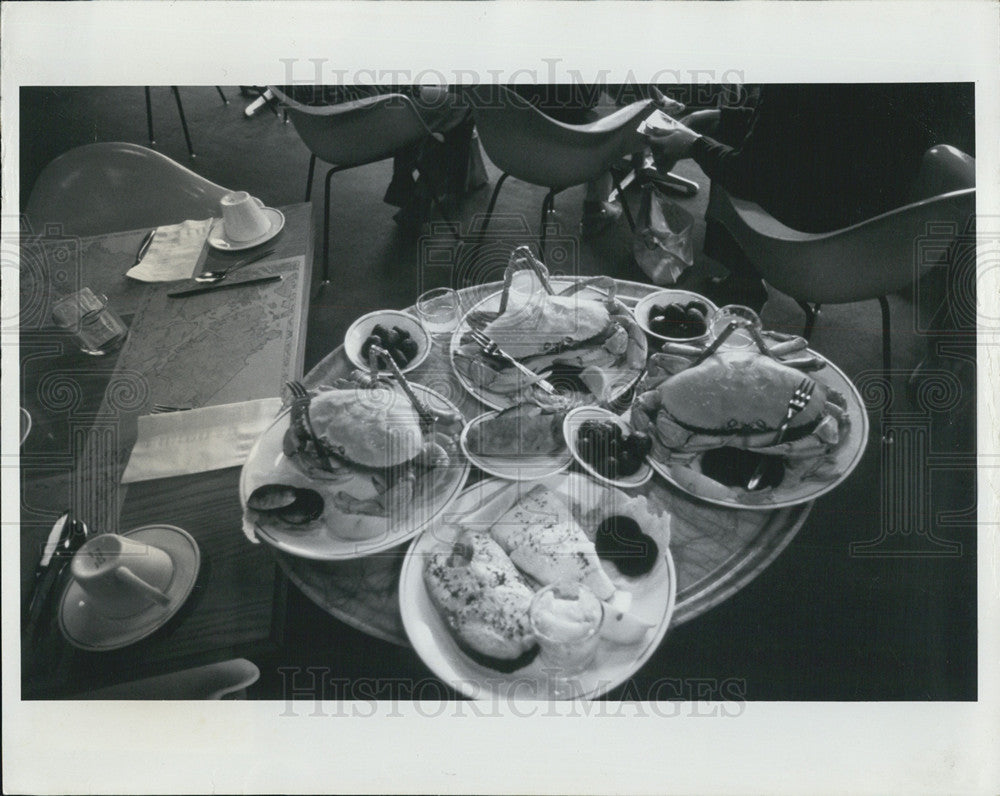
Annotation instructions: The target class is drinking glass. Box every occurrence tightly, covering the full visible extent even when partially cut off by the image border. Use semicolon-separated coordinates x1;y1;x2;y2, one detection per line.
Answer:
709;304;762;349
51;288;128;356
415;287;460;338
529;580;604;699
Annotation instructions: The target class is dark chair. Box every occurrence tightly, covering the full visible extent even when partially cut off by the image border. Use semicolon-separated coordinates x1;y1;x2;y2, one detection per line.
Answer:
468;85;657;260
269;85;459;287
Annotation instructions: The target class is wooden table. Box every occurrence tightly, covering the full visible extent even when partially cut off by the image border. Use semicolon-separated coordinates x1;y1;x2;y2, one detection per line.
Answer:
19;203;313;698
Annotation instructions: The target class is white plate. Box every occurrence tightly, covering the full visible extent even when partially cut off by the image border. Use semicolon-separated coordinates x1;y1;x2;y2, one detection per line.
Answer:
644;350;870;510
632;289;718;345
207;207;285;251
59;525;200;652
399;473;677;701
239;383;470;561
449;278;647;411
344;310;431;375
459;410;573;481
563;406;653;489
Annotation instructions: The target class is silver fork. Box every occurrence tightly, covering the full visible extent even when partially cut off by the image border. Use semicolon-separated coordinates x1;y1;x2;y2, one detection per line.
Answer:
746;378;816;490
468;329;557;395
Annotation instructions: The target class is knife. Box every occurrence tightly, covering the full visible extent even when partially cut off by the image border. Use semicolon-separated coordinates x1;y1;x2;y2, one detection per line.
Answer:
167;274;282;298
134;228;157;265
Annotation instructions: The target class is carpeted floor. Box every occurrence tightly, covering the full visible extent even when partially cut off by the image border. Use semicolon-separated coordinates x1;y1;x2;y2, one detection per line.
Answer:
19;86;977;700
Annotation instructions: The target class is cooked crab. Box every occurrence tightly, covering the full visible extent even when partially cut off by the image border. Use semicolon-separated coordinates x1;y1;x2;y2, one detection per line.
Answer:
282;373;460;523
632;345;849;465
453;246;646;402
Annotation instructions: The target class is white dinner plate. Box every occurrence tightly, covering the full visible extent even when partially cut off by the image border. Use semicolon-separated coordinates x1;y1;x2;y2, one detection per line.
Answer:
240;383;470;561
643;349;870;510
207;207;285;251
449;278;647;411
459;410;573;481
399;472;677;701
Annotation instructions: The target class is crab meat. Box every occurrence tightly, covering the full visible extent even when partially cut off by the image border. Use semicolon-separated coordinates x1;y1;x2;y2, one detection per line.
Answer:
632;346;849;461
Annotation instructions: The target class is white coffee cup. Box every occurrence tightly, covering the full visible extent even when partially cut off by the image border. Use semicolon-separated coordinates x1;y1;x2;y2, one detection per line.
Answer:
70;534;174;618
220;191;270;242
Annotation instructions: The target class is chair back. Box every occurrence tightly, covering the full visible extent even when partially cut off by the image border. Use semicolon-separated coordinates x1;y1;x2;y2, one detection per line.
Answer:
709;184;975;304
469;86;654;190
269;87;432;168
25;142;231;236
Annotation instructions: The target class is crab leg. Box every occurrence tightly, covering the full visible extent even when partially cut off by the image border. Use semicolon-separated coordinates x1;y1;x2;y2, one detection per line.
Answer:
370;345;462;433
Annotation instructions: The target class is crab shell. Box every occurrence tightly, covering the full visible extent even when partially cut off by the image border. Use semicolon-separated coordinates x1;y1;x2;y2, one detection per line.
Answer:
305;387;424;468
632;348;846;457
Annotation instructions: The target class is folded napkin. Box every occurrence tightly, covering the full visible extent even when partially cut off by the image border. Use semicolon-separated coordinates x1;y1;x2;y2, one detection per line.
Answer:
125;218;213;282
121;397;282;483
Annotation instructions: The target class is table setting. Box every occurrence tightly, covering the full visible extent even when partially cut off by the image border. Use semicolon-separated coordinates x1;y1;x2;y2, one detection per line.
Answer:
21;192;872;699
18;189;314;697
227;244;870;699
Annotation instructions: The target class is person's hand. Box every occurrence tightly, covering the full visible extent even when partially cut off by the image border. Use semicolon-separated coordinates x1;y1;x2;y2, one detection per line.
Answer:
649;85;686;117
645;120;702;164
677;108;721;137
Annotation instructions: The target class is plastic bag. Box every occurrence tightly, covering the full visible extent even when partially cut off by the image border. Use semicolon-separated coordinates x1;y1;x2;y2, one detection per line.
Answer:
633;182;695;285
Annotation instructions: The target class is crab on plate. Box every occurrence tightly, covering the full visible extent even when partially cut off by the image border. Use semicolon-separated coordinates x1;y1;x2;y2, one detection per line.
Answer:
452;246;647;406
631;340;851;496
272;371;463;540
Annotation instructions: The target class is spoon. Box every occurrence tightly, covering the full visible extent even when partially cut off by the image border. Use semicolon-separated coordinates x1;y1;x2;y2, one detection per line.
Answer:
194;248;275;283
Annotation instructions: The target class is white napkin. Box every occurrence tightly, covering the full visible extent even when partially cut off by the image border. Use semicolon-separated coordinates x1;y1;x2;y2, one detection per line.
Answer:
126;218;213;282
122;397;282;483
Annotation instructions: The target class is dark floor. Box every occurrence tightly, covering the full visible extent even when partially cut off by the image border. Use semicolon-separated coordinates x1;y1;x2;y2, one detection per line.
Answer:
19;86;978;700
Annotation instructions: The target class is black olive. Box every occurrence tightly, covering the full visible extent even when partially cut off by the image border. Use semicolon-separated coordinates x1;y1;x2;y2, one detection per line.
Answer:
371;324;390;344
393;326;411;341
625;431;653;459
390;347;409;368
616;450;640;477
685;300;710;317
399;338;419;360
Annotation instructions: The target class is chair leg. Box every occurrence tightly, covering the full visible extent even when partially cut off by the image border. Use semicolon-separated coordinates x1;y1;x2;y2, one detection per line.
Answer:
798;301;821;339
610;173;636;231
539;189;557;262
145;87;155;145
878;295;894;443
416;167;458;234
171;86;195;158
305;154;317;202
477;173;509;236
321;165;348;287
215;86;229;105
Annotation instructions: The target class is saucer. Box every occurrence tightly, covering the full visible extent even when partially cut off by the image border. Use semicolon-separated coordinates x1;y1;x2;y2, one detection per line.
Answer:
207;207;285;252
59;524;201;652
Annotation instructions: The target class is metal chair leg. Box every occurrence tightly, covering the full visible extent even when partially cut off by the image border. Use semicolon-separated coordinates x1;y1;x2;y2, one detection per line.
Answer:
171;86;195;158
878;295;894;443
305;154;316;202
798;301;821;339
321;165;347;287
145;87;155;145
477;172;509;236
215;86;229;105
611;172;636;231
539;189;556;262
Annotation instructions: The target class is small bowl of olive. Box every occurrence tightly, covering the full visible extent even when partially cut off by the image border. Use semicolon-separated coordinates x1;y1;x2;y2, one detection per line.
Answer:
563;406;654;489
633;289;719;345
344;310;431;374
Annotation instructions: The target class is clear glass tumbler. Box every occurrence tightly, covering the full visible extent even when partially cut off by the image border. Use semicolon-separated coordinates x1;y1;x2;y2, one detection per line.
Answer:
51;287;128;356
529;580;604;699
415;287;460;338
